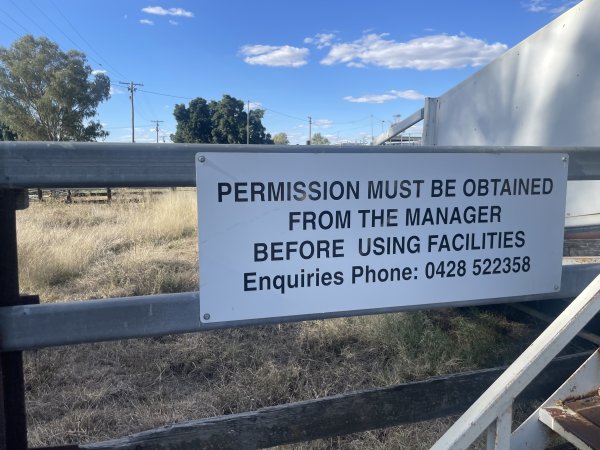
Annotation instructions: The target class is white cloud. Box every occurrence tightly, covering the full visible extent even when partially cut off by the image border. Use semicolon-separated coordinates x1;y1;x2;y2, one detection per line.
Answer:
523;0;547;12
549;0;581;13
304;33;336;49
321;33;507;70
314;119;333;129
91;69;107;75
142;6;194;17
344;89;425;104
240;45;309;68
109;85;125;95
139;19;154;25
169;20;179;26
522;0;580;13
245;101;263;111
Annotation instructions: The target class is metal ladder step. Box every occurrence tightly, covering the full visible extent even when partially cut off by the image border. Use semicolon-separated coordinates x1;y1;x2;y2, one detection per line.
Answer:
512;350;600;449
540;394;600;450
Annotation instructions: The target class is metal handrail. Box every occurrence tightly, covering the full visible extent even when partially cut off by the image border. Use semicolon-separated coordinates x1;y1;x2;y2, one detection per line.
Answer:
430;273;600;449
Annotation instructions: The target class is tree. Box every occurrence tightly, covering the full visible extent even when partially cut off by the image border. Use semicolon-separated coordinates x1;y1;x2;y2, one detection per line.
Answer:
311;132;330;145
0;35;110;141
171;94;273;144
171;97;212;143
273;132;289;145
0;120;16;141
247;108;273;144
210;95;246;144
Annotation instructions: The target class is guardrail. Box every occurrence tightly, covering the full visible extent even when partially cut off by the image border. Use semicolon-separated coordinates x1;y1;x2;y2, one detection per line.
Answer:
2;142;600;449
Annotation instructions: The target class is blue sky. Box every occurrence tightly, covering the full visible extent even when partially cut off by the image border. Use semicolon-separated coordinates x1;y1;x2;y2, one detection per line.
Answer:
0;0;580;144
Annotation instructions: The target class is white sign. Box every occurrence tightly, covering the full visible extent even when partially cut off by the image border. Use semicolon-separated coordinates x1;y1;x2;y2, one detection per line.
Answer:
196;152;568;323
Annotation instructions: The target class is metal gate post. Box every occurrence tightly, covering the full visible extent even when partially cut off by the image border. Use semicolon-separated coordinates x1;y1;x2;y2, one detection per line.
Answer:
0;189;27;450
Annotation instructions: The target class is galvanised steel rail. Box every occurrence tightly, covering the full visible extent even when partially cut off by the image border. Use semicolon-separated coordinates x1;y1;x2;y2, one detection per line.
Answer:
0;264;598;351
3;142;600;188
0;142;599;351
2;142;600;449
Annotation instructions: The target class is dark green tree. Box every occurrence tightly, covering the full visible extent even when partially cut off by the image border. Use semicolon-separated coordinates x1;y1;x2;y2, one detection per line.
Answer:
171;97;212;143
247;108;273;144
0;35;110;141
210;95;246;144
0;120;16;141
171;94;273;144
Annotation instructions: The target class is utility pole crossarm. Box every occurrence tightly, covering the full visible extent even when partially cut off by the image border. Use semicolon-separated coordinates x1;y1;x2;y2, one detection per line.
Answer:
151;120;164;144
119;81;144;143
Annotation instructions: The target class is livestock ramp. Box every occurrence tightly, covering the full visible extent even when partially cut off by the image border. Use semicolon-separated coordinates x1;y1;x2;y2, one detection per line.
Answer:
379;0;600;230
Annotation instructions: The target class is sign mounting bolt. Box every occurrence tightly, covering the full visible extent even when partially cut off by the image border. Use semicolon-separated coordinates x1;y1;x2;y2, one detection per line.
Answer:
203;313;211;320
554;285;560;291
198;155;206;163
562;156;567;162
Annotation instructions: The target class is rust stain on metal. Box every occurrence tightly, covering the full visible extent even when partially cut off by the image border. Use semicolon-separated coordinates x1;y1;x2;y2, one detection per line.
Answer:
544;397;600;449
566;395;600;427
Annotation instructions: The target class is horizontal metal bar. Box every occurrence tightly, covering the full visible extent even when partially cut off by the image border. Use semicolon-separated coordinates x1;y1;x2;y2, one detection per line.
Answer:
373;108;424;145
2;263;599;351
2;142;600;188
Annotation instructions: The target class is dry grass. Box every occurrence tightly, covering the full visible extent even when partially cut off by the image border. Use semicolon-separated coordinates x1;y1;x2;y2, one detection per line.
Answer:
18;191;552;448
18;190;198;300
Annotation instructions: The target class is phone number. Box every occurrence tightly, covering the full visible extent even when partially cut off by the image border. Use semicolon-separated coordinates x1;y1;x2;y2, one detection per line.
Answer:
424;256;531;279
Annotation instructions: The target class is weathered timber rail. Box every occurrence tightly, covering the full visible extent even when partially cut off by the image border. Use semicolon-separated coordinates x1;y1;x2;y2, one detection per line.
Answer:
31;351;590;450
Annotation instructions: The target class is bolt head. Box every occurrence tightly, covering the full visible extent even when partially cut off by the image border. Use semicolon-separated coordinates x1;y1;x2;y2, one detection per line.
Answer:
203;313;211;320
198;155;206;163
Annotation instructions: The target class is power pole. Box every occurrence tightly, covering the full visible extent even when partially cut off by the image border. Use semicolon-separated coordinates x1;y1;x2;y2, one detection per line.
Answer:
151;120;164;143
308;116;312;145
247;100;250;145
119;81;143;143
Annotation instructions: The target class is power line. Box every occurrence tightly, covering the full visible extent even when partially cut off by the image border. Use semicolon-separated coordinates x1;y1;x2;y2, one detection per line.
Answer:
123;86;370;136
29;1;116;78
30;1;86;52
138;88;310;123
137;89;193;100
135;88;310;124
48;0;129;80
137;90;159;122
263;107;308;123
0;7;29;35
333;115;371;125
7;0;48;36
0;17;22;37
15;1;127;82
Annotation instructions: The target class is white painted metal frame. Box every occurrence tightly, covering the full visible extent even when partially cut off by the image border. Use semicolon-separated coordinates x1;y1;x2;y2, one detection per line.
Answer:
372;108;424;145
430;274;600;449
512;349;600;449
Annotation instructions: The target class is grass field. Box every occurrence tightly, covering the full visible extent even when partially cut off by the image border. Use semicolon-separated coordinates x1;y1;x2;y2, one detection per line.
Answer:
17;191;555;448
